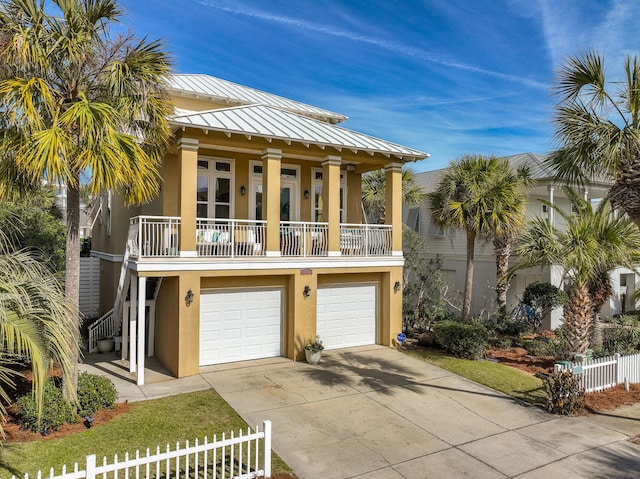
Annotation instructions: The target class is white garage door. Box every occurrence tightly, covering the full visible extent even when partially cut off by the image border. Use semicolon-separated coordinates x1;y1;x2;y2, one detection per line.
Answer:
317;284;377;350
200;288;282;365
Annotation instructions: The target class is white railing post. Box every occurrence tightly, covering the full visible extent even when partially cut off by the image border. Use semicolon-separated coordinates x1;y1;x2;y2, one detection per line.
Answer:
615;352;621;384
86;454;96;479
263;420;272;478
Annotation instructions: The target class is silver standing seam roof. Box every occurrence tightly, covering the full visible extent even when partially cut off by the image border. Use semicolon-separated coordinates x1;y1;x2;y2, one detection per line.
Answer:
170;104;428;161
168;74;348;124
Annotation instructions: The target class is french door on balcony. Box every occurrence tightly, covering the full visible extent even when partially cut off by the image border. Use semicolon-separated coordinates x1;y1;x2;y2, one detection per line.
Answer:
197;157;234;219
249;162;299;221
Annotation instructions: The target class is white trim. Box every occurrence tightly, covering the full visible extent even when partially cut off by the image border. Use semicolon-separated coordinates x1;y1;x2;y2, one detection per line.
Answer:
180;250;198;258
265;251;282;257
130;256;404;273
248;161;301;221
91;250;124;262
392;251;403;256
197;156;235;220
327;251;342;257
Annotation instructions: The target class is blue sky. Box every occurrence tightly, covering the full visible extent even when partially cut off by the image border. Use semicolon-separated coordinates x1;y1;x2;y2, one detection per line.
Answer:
118;0;640;171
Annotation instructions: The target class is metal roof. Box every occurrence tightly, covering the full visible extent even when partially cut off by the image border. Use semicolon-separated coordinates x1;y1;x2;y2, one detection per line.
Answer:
170;104;429;161
168;74;348;124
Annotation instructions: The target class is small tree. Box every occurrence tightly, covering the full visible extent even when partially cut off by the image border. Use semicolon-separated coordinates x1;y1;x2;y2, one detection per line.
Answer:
522;281;567;320
402;227;446;331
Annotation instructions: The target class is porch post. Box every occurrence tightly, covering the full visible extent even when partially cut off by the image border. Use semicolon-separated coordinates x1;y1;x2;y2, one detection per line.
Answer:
385;162;403;255
323;156;342;256
262;148;282;256
178;137;199;257
129;274;138;374
137;276;147;386
547;186;554;225
121;296;129;362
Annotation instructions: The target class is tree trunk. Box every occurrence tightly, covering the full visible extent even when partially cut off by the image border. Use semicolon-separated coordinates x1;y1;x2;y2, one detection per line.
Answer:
588;271;612;350
610;179;640;230
493;235;512;312
462;229;475;320
562;281;593;359
63;179;81;400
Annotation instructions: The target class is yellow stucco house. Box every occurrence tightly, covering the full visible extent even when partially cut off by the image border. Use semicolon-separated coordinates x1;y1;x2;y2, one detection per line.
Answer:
90;74;428;385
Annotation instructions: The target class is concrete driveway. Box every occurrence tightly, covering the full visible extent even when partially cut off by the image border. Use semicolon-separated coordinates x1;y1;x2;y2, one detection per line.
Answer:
199;345;640;479
82;345;640;478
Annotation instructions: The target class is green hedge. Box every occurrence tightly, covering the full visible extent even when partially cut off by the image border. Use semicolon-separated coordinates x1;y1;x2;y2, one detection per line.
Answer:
16;381;77;433
433;320;489;360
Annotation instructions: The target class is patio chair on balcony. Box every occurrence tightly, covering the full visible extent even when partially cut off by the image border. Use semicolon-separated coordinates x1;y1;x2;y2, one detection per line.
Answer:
197;229;231;256
340;229;363;255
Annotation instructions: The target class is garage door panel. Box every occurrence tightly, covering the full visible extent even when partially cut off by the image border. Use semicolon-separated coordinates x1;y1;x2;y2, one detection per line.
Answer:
200;288;282;366
317;284;377;350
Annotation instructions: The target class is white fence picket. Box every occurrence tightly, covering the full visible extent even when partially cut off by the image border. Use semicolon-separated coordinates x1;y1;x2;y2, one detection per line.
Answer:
556;352;640;393
10;422;272;479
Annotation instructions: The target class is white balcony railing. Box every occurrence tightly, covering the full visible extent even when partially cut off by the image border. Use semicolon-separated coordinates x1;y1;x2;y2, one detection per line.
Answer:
196;218;266;257
128;217;393;258
340;223;392;256
129;216;181;259
280;221;328;257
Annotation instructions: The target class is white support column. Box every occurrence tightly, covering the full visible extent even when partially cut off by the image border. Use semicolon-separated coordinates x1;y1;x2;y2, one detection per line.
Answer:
547;186;555;226
129;275;137;374
121;298;129;362
148;301;155;357
137;276;147;386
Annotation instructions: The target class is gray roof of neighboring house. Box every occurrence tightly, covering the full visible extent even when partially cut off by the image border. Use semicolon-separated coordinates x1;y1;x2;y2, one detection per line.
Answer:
168;74;348;124
170;104;429;161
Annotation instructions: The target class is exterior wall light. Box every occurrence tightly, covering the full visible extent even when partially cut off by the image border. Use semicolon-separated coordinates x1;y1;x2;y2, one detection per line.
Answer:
394;281;401;293
303;285;311;299
304;189;310;199
346;164;356;172
240;185;246;196
185;289;195;307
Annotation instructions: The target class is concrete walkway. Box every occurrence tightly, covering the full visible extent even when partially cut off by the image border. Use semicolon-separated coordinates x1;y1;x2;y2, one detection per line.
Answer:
81;346;640;478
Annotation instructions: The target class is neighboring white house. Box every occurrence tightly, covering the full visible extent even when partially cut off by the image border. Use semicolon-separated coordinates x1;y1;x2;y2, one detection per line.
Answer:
407;152;638;329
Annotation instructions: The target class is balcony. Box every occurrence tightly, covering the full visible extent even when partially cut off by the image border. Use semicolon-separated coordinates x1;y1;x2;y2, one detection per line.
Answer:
128;216;393;259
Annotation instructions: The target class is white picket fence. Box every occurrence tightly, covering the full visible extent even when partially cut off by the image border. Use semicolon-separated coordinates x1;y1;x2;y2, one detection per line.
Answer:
15;421;271;479
555;352;640;393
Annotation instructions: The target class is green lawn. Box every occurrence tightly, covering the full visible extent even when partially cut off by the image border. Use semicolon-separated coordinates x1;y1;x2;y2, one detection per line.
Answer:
0;390;291;478
404;348;547;406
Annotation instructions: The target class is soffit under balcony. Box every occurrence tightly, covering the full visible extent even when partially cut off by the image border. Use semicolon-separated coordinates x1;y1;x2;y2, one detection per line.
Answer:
170;104;429;164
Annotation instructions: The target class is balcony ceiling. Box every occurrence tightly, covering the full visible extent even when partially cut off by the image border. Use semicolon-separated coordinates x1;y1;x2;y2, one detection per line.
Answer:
170;104;429;162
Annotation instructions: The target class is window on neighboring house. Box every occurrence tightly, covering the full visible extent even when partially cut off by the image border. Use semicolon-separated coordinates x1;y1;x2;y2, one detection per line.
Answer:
196;158;234;219
541;204;549;219
405;207;420;233
312;169;345;222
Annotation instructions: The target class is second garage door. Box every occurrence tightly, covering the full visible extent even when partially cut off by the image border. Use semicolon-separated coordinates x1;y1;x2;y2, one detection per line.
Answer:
200;288;282;366
317;284;377;350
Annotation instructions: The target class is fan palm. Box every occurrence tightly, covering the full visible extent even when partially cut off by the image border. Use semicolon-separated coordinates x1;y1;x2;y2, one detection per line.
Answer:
0;0;173;391
513;188;640;357
0;231;78;438
548;50;640;229
362;167;426;224
428;154;529;319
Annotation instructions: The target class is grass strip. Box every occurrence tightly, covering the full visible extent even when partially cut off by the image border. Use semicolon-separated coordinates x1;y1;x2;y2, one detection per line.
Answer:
405;348;546;406
0;389;291;477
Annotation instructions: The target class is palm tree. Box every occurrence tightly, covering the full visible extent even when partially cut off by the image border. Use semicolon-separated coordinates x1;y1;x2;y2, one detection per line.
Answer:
428;154;529;319
513;188;640;357
362;167;426;224
0;0;173;391
547;51;640;230
0;231;78;438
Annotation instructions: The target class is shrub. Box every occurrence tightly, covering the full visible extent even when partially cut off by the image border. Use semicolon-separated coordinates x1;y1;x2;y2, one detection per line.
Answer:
16;381;77;432
433;320;489;360
77;372;118;416
543;370;585;415
521;334;566;358
484;310;532;337
601;324;640;356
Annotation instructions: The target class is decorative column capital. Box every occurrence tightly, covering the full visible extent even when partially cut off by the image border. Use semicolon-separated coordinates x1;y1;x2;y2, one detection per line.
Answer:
261;148;282;160
322;155;342;167
177;137;199;151
385;162;403;173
